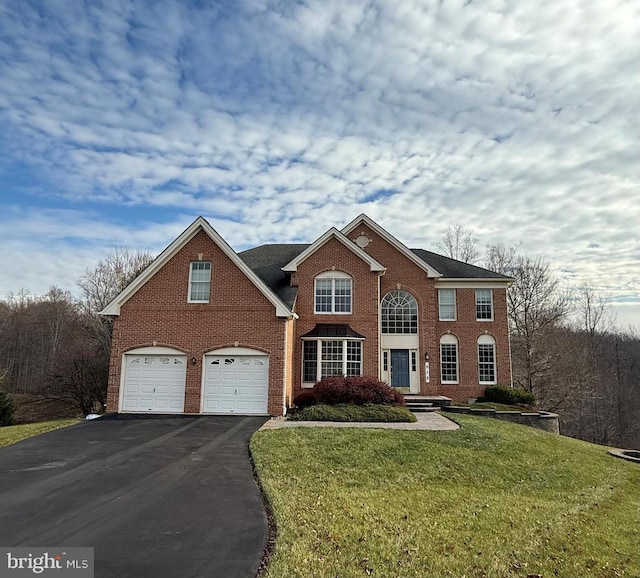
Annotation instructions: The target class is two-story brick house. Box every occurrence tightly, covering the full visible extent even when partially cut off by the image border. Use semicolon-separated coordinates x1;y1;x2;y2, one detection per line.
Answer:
101;214;512;416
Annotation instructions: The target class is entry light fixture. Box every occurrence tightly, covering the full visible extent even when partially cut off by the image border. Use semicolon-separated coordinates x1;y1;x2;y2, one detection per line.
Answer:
191;357;197;366
424;352;430;361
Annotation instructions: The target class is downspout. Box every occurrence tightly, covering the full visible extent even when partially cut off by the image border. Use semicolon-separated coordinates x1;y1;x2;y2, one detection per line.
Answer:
282;312;299;416
377;270;386;380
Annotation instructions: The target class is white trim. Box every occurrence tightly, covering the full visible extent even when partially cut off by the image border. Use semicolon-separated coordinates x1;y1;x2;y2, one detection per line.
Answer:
301;338;363;385
100;216;295;318
282;227;385;273
314;272;353;314
475;288;494;321
435;279;512;288
187;260;212;303
438;288;457;321
341;214;442;278
477;335;497;385
439;335;459;384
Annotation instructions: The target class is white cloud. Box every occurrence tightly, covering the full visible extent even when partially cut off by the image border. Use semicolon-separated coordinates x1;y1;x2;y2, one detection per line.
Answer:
0;0;638;327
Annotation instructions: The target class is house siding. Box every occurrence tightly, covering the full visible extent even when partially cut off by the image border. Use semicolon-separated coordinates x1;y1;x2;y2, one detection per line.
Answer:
292;237;380;399
106;230;287;415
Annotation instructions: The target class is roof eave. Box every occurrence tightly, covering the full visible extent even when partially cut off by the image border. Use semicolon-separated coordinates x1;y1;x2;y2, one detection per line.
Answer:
282;227;386;273
99;216;295;318
341;213;442;278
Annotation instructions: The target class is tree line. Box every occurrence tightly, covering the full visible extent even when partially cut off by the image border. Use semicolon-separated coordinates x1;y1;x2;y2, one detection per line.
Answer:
0;249;153;416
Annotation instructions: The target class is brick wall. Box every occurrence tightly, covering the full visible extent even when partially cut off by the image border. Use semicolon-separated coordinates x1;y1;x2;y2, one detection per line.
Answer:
106;230;287;415
292;237;380;399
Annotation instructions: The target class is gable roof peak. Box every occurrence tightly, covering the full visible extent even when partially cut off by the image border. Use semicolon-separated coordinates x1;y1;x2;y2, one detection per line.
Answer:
281;226;385;273
100;216;295;318
341;214;442;278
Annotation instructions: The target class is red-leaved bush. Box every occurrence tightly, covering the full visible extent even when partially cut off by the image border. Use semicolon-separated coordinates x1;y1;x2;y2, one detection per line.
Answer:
292;376;405;408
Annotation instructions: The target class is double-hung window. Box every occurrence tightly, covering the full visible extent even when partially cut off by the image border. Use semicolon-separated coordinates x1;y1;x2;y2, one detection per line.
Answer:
302;339;362;384
189;261;211;303
475;289;493;320
440;334;459;383
315;272;352;314
478;335;496;384
438;289;456;321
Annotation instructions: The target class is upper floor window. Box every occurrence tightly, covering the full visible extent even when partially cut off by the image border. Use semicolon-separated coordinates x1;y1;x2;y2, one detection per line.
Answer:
381;290;417;334
440;334;459;384
189;261;211;303
478;334;497;384
475;289;493;321
315;272;352;314
438;289;456;321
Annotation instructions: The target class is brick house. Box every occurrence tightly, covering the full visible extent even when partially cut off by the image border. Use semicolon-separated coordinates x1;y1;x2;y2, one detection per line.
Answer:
101;214;513;416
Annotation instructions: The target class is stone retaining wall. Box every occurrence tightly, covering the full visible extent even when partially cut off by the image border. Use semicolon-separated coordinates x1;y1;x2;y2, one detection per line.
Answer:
442;406;560;434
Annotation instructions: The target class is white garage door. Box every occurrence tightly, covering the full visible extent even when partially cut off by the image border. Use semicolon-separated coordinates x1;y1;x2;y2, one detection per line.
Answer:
122;354;187;413
202;355;269;414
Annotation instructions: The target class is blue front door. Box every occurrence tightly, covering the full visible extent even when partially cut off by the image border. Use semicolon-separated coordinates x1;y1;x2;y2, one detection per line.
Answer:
390;349;410;387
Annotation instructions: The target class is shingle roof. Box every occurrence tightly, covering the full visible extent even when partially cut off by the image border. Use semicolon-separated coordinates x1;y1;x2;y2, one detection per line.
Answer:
238;244;309;308
410;249;512;280
301;324;366;339
238;243;510;305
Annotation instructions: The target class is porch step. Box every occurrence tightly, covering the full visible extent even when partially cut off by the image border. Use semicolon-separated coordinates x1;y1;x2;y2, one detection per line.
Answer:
405;403;440;413
403;395;452;409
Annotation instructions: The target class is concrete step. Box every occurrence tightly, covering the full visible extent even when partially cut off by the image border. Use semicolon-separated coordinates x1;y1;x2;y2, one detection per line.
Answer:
403;395;452;407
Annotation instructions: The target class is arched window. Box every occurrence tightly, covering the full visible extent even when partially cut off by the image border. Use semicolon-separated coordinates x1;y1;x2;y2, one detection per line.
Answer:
477;335;497;384
440;334;459;384
381;290;418;334
315;271;352;313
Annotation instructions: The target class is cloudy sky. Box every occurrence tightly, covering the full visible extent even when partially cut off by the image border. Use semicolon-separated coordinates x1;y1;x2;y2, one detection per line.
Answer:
1;0;638;328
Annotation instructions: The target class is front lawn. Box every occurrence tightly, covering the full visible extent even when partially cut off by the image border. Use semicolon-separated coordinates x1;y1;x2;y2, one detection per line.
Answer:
0;419;80;448
251;414;640;578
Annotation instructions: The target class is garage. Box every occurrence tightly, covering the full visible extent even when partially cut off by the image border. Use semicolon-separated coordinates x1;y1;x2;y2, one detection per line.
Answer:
202;350;269;415
121;350;187;413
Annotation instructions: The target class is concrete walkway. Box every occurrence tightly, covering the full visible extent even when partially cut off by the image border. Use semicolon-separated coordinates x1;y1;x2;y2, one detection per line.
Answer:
260;411;459;431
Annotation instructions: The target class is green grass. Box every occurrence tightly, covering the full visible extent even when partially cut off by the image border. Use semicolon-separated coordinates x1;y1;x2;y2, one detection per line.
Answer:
251;414;640;578
0;419;80;448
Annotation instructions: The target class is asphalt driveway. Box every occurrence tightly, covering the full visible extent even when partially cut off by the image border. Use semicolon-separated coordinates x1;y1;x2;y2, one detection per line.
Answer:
0;415;269;578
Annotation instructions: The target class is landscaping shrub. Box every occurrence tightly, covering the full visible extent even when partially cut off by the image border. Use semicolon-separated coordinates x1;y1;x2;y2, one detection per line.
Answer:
292;390;316;409
479;385;536;406
309;375;405;407
0;382;16;427
290;403;417;422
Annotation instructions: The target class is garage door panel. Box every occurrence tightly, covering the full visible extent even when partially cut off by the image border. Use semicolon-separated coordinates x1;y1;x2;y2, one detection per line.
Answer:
122;354;186;413
202;355;268;415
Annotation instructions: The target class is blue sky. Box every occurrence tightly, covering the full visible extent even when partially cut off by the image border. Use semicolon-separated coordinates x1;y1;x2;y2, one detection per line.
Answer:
1;0;639;328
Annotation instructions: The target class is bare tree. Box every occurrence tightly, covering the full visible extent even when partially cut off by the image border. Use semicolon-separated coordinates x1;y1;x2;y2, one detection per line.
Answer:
485;245;571;395
437;224;480;264
77;248;154;355
77;248;154;314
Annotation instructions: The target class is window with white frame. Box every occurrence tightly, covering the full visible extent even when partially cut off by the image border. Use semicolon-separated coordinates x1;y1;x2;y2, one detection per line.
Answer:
302;339;362;383
381;290;418;333
475;289;493;320
438;289;456;321
189;261;212;302
477;335;496;384
315;272;352;314
440;334;459;383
